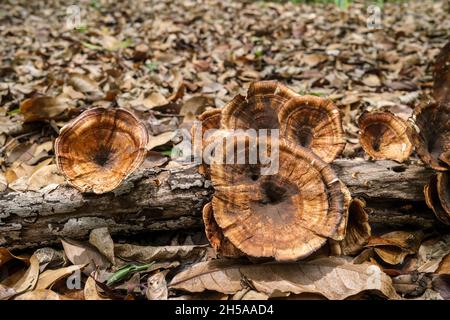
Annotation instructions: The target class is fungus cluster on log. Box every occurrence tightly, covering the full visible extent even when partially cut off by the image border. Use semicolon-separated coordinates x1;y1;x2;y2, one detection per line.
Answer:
195;81;357;261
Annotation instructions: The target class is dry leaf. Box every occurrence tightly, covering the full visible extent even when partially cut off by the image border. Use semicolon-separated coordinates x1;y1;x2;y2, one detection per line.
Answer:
12;254;40;294
169;258;400;300
146;271;168;300
89;227;115;265
416;235;450;273
67;73;103;100
114;244;209;264
146;131;177;151
367;231;424;265
19;95;71;123
14;289;64;300
27;164;65;191
61;238;110;275
84;275;109;300
35;264;85;290
362;74;381;87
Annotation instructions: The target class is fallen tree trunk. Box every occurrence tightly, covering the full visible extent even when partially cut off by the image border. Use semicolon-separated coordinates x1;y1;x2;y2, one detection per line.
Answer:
0;158;438;249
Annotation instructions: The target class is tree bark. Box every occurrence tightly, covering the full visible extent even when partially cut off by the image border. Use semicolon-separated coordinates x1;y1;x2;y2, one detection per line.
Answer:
0;159;438;249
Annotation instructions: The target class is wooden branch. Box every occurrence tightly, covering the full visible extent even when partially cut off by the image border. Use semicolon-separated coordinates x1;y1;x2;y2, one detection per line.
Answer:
0;159;437;249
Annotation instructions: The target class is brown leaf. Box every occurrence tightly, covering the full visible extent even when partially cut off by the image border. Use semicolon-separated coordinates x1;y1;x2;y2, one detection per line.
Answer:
362;74;382;87
114;244;210;264
27;164;65;191
367;231;424;265
12;254;40;295
14;289;64;300
89;227;115;265
19;95;72;123
415;235;450;273
35;265;84;290
146;271;168;300
169;258;400;300
61;238;110;275
146;131;176;151
84;275;110;300
67;73;103;100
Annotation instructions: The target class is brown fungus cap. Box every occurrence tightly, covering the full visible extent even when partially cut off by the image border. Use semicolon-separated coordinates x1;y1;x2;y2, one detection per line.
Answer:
202;202;243;258
55;107;148;194
191;108;222;154
358;111;413;163
221;81;297;130
210;135;345;261
434;40;450;104
279;95;346;163
407;103;450;171
424;172;450;225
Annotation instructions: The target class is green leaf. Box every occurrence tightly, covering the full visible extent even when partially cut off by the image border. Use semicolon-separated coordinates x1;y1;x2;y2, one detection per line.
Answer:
254;49;264;58
160;149;173;157
145;61;160;72
119;39;133;49
106;263;154;286
7;108;20;116
81;41;103;51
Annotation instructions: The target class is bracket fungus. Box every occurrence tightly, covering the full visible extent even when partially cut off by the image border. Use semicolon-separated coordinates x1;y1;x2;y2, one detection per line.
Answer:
407;103;449;171
278;95;346;163
191;108;222;156
358;111;413;163
433;40;450;104
209;136;346;261
55;107;148;194
221;81;297;130
424;172;450;225
202;202;243;258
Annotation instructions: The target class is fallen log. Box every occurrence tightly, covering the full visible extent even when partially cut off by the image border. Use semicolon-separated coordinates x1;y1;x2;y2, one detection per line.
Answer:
0;158;438;249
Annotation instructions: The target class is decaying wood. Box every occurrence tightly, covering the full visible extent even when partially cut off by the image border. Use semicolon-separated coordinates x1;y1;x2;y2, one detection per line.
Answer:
0;159;437;249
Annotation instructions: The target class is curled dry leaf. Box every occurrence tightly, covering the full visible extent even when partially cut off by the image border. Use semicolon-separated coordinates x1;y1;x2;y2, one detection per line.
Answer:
35;264;85;290
89;227;115;265
11;254;40;295
19;95;72;123
67;73;103;100
61;238;110;275
367;231;425;265
146;131;176;151
146;271;168;300
114;243;210;264
84;275;110;300
358;111;413;163
169;257;400;300
415;235;450;273
55;107;149;194
34;247;66;272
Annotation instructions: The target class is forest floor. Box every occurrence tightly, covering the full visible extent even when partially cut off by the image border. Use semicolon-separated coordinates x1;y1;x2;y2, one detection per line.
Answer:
0;0;449;300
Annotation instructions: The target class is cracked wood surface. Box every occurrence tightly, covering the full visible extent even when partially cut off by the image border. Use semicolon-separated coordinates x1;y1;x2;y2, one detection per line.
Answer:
0;159;438;249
